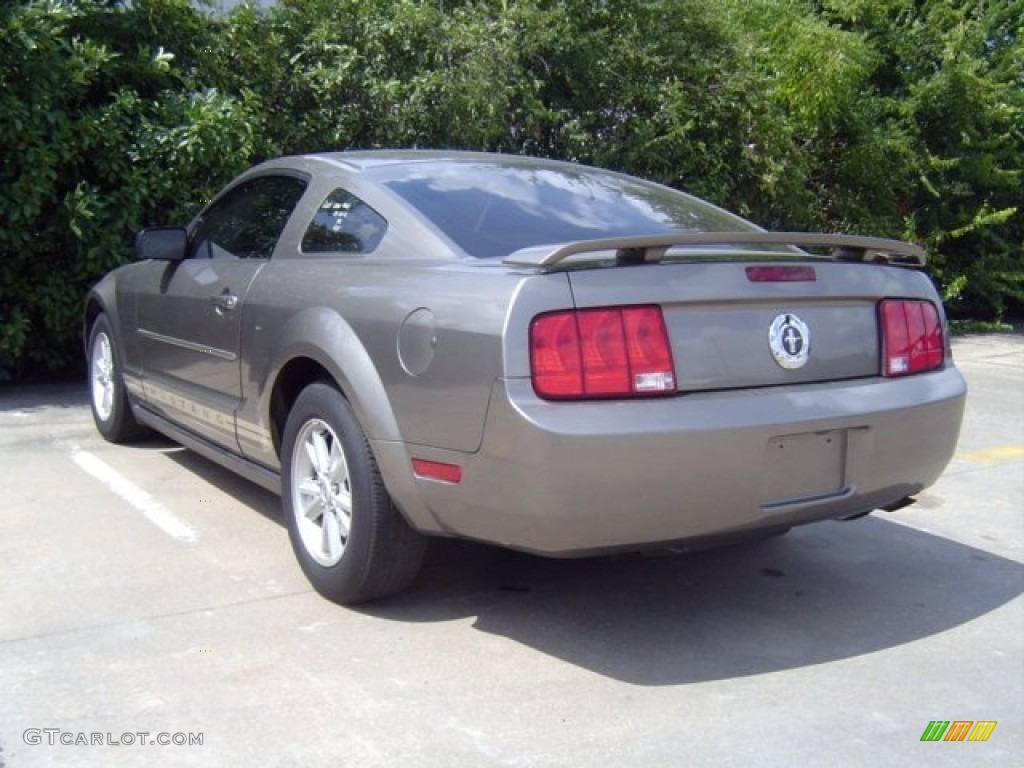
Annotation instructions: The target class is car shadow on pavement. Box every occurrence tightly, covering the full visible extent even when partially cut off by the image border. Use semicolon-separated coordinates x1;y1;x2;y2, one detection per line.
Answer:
160;446;284;525
363;518;1023;686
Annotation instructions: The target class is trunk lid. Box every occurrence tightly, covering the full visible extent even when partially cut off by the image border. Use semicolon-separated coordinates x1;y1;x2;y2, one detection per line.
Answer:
564;260;939;392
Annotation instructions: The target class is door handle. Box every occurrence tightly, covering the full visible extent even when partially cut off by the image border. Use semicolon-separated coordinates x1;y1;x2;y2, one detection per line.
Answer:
212;291;239;314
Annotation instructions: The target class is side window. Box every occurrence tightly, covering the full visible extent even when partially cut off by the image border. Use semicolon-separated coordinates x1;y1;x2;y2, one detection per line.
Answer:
191;175;307;260
301;188;388;254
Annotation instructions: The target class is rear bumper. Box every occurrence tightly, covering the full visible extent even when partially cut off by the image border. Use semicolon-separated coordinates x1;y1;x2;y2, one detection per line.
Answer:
380;366;967;555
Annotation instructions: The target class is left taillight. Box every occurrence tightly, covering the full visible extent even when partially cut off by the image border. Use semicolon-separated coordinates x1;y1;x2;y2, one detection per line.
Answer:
879;299;944;376
530;306;677;399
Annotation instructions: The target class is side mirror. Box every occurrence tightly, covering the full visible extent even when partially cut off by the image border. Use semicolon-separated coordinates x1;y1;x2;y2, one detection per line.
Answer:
135;227;188;261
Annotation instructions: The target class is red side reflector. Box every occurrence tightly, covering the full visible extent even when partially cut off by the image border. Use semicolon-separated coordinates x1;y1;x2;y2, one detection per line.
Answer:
530;306;676;399
746;266;817;282
411;459;462;484
879;299;944;376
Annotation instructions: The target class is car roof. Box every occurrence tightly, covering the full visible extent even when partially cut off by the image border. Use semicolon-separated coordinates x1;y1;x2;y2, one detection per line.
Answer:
298;149;592;175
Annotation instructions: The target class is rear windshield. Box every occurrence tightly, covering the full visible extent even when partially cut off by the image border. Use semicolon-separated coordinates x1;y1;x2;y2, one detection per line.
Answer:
373;161;756;258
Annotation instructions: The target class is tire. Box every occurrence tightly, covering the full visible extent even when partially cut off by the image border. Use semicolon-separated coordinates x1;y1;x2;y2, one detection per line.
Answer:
281;382;427;604
87;314;148;443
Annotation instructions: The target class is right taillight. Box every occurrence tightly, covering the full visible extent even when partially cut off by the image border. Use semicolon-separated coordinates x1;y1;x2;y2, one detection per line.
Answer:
879;299;944;376
530;306;677;399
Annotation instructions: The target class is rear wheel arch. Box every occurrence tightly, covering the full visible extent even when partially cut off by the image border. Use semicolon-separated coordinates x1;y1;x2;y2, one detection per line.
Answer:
260;309;404;459
268;356;338;458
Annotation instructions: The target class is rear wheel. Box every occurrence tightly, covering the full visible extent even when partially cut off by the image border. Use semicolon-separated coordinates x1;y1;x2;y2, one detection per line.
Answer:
282;382;427;604
88;314;147;443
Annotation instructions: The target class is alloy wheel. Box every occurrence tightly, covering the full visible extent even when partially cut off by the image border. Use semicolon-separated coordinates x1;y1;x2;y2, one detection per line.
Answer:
290;418;352;567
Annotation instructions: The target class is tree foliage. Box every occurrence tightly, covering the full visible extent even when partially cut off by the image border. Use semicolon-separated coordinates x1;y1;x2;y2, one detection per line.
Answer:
1;0;1020;380
0;0;255;378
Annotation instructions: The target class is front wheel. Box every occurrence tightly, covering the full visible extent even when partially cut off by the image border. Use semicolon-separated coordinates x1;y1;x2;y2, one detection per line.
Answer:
281;382;427;604
88;314;148;443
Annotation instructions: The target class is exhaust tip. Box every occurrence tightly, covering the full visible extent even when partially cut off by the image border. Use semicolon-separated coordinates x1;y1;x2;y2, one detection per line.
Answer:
881;496;917;513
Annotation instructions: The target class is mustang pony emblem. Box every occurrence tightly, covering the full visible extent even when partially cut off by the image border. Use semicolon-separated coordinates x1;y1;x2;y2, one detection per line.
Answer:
769;313;810;369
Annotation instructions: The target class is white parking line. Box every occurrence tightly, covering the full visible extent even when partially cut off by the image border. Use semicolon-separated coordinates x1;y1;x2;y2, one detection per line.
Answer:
69;446;199;543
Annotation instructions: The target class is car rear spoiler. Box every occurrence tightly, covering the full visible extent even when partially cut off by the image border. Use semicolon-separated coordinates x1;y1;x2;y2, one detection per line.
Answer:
502;232;926;269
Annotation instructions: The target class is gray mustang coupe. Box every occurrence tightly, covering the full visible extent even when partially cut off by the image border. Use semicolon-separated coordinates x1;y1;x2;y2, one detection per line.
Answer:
84;151;967;603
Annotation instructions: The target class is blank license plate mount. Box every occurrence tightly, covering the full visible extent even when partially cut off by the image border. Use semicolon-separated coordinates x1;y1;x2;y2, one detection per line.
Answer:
761;429;847;506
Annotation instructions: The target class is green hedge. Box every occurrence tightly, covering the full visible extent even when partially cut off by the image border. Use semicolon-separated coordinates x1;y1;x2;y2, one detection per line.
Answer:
1;0;1020;380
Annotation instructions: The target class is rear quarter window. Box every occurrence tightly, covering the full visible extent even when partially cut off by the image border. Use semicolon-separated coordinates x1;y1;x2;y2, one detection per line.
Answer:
301;189;388;254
